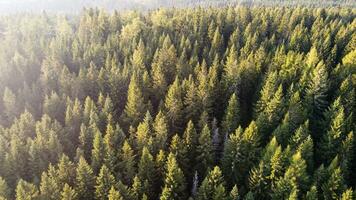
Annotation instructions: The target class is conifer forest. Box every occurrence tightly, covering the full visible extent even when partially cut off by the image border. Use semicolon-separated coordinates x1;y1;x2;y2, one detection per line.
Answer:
0;2;355;200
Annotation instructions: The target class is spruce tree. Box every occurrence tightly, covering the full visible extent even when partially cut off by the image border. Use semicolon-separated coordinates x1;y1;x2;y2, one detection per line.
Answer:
160;153;186;200
137;147;156;199
153;111;168;153
123;73;147;127
40;170;61;200
75;157;95;200
95;165;117;200
196;124;214;178
61;184;77;200
165;77;184;133
15;179;39;200
136;112;153;153
197;166;228;200
91;129;104;174
182;120;198;175
0;177;10;200
306;61;330;141
119;141;136;185
222;93;240;135
108;186;123;200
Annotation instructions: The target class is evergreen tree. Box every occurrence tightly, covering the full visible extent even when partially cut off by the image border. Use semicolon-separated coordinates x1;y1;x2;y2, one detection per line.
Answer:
108;186;123;200
340;188;354;200
75;157;95;200
136;112;153;153
131;176;143;200
153;111;168;153
61;184;77;200
123;73;147;127
222;93;240;135
119;141;136;185
197;166;228;200
182;120;198;176
322;167;346;200
104;123;124;174
91;129;105;174
15;179;39;200
184;76;202;124
229;185;239;200
137;147;156;199
160;153;186;200
40;170;61;200
222;121;260;188
165;77;184;133
306;61;330;141
95;165;117;200
0;177;10;200
196;124;214;178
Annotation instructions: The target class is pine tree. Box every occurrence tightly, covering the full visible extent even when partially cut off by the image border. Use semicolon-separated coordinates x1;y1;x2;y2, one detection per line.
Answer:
137;147;156;199
306;61;329;140
64;98;82;156
320;98;347;164
196;124;214;178
104;123;124;174
305;185;318;200
2;87;19;125
153;111;168;153
0;177;10;200
57;154;76;188
222;93;240;135
131;39;147;71
136;112;153;153
273;151;309;199
151;35;178;104
248;161;270;200
182;120;198;176
131;176;143;200
155;150;166;196
75;157;95;200
197;166;227;200
61;184;77;200
229;185;239;200
197;61;214;115
108;186;123;200
15;179;39;200
257;84;285;141
91;129;104;174
223;44;239;93
165;77;184;133
160;153;186;200
184;76;202;124
119;141;136;185
95;165;117;200
40;170;61;200
340;188;354;200
222;121;260;188
322;167;346;200
123;73;147;127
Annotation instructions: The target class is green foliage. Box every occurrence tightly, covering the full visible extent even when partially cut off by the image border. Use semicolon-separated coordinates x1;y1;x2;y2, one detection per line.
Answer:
61;184;77;200
0;5;354;200
75;157;95;200
15;180;39;200
108;186;123;200
160;153;186;200
95;165;117;200
197;166;228;200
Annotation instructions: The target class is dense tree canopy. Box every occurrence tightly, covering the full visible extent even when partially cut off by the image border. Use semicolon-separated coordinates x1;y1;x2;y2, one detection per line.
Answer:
0;4;355;200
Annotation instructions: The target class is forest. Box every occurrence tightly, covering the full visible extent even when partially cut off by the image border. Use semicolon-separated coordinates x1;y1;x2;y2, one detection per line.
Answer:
0;5;355;200
0;0;355;14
